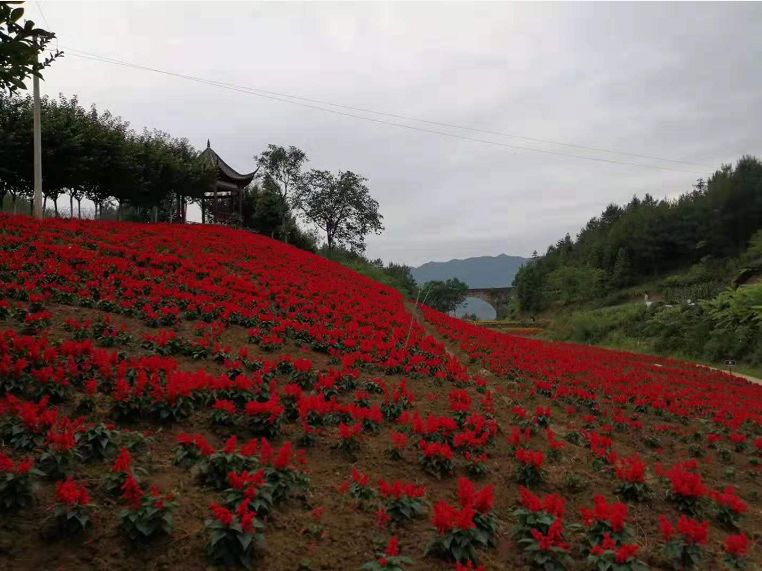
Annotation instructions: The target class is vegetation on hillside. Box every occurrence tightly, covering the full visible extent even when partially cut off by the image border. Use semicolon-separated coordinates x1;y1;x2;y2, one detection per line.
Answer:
513;156;762;366
514;156;762;313
546;282;762;366
318;246;419;298
0;92;216;219
420;278;469;313
3;214;762;570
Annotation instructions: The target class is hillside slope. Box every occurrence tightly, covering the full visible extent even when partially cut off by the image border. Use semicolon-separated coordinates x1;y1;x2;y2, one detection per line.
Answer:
0;214;761;570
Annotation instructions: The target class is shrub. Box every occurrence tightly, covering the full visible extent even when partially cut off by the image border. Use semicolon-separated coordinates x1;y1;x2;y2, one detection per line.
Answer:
206;501;264;568
53;477;92;535
119;476;175;542
711;486;747;529
517;519;573;571
580;495;633;548
378;479;427;523
515;448;544;486
362;536;412;571
418;441;453;478
659;515;708;570
586;533;647;571
426;500;483;563
77;423;118;462
174;432;214;469
615;455;650;502
723;533;750;570
0;453;37;511
201;437;251;490
224;469;274;517
513;487;566;541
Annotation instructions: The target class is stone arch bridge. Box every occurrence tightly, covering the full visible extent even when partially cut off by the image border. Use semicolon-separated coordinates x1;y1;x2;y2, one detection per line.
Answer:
465;287;513;320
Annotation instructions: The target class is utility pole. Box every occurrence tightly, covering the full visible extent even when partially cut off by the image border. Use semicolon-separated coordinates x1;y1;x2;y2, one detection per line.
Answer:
33;61;43;219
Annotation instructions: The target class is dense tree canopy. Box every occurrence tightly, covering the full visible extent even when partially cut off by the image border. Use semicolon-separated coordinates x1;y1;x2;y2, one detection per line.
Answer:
514;156;762;313
422;278;469;313
0;92;215;219
0;1;61;93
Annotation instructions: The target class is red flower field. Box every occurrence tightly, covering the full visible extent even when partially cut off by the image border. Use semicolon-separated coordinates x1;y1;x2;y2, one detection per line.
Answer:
0;213;760;570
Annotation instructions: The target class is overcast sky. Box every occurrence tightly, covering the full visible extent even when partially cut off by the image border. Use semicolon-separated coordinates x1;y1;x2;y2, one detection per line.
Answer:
34;1;762;266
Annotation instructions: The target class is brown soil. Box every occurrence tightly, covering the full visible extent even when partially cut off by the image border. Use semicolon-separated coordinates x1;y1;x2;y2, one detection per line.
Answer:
0;302;760;570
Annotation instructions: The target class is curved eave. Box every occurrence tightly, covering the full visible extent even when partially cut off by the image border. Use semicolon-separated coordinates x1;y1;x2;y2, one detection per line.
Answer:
200;146;257;185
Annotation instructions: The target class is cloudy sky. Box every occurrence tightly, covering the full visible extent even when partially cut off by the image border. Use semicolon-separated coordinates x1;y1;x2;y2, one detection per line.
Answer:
34;1;762;266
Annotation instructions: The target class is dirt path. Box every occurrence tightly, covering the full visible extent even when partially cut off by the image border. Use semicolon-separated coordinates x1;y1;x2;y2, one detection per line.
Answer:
404;300;494;379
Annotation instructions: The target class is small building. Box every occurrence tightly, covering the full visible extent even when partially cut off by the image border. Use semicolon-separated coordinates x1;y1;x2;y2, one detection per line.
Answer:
199;141;258;225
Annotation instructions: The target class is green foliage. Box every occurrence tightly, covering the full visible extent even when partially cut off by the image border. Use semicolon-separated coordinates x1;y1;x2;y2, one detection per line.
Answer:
254;144;308;245
319;246;418;298
77;423;118;462
206;513;265;568
663;537;703;570
514;157;762;312
549;284;762;366
0;2;62;92
120;494;175;542
425;527;482;564
299;169;384;253
0;466;37;511
546;265;607;305
550;304;649;345
54;503;91;536
422;278;469;313
0;92;215;217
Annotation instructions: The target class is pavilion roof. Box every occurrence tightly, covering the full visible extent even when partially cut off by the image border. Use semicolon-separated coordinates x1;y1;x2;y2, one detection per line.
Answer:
200;141;258;185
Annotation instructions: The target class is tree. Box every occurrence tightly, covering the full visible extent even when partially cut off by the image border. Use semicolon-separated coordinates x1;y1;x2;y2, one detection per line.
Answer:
299;169;384;252
254;145;308;244
0;91;30;211
513;260;546;316
422;278;469;314
383;262;417;298
246;183;283;237
512;155;762;311
0;91;214;218
611;247;631;287
1;2;62;93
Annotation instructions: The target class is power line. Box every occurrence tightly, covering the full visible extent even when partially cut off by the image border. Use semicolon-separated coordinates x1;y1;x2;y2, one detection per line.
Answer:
63;47;707;176
63;48;708;170
34;1;59;52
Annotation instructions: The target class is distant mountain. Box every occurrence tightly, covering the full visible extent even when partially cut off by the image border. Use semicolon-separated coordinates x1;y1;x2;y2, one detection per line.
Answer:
412;254;528;289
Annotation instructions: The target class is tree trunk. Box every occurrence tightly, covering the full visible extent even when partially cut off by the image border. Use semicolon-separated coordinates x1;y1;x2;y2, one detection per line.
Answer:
117;200;122;221
69;194;74;218
43;195;47;214
53;197;58;217
76;199;82;219
12;194;17;214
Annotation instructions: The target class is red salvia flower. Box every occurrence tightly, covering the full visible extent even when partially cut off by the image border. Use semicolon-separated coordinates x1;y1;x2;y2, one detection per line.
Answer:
724;533;750;556
121;474;144;509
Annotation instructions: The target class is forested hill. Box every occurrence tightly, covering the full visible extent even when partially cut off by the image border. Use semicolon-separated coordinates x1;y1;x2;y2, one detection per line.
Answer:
514;155;762;313
413;254;527;289
512;155;762;369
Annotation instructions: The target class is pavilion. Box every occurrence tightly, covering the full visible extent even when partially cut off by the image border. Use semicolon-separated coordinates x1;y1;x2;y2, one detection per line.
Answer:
199;141;258;224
